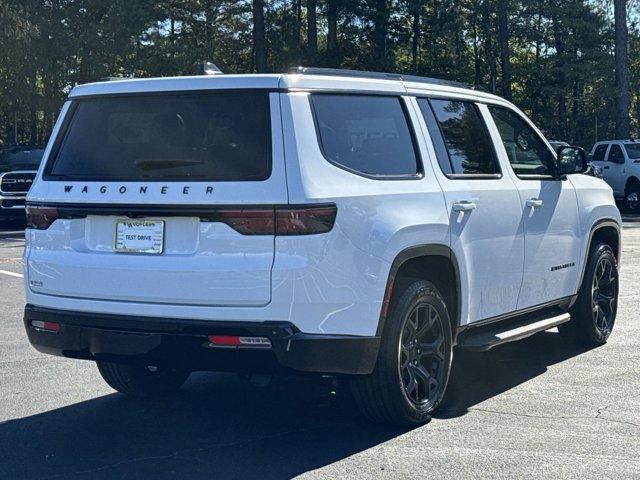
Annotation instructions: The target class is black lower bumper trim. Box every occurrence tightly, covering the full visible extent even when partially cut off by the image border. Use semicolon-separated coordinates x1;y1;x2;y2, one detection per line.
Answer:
23;305;380;375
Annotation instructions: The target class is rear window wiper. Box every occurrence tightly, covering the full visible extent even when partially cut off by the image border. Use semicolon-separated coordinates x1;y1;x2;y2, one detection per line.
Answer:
133;159;205;171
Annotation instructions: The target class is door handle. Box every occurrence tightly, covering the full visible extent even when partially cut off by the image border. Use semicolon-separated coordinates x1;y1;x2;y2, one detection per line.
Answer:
526;198;543;208
452;201;477;212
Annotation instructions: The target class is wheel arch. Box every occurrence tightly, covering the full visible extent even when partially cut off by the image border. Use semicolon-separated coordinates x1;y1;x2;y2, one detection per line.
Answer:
625;175;640;190
377;244;461;339
578;219;621;289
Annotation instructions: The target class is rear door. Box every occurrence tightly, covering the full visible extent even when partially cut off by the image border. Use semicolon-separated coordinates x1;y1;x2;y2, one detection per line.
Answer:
26;90;287;307
416;97;525;324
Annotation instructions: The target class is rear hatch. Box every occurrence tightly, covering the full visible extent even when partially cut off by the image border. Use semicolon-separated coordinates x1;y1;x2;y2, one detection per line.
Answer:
26;87;287;307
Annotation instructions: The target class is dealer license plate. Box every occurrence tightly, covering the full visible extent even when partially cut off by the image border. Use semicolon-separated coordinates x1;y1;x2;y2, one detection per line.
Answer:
114;219;164;254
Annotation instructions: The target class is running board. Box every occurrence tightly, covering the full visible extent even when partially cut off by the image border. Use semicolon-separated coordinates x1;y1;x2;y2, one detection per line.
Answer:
457;311;571;352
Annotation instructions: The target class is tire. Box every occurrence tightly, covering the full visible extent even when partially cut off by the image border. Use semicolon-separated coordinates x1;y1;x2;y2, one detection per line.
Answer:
351;279;453;426
96;361;190;397
559;242;618;347
624;182;640;213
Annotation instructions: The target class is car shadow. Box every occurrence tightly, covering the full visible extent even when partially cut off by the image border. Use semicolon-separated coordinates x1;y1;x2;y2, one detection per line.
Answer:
0;373;408;480
0;331;590;480
436;330;591;419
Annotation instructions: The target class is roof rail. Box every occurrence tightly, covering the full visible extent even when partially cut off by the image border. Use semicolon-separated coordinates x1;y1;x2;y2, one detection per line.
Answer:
287;66;473;90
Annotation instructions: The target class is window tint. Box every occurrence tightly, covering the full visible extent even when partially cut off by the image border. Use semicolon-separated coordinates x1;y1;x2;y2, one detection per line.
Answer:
429;99;499;175
488;106;555;177
592;144;608;162
48;92;272;181
625;144;640;159
416;99;453;175
608;144;625;163
311;94;419;176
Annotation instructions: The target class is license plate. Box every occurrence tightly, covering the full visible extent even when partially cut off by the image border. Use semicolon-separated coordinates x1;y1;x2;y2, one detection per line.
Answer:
114;219;164;254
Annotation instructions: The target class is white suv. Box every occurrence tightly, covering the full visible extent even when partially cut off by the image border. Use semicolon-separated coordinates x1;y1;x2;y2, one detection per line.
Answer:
23;68;621;425
589;139;640;211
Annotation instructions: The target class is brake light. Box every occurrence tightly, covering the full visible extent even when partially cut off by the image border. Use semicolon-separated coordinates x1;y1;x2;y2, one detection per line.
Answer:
211;204;337;236
213;208;274;235
26;205;59;230
276;205;337;235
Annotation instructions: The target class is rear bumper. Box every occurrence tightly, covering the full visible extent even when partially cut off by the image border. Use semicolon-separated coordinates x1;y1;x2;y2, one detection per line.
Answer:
23;305;380;375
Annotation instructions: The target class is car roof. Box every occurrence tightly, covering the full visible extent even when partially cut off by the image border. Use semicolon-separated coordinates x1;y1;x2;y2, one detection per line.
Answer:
68;71;512;107
595;140;640;145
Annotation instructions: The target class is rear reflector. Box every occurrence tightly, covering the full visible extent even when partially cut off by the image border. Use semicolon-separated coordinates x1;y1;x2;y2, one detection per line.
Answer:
31;320;61;333
26;205;59;230
206;335;272;349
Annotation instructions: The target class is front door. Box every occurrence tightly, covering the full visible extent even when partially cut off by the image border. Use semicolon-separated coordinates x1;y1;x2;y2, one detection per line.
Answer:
415;98;525;324
603;144;626;196
485;105;581;310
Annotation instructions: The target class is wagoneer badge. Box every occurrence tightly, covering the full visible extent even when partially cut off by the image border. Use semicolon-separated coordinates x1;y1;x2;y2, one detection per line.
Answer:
63;185;214;195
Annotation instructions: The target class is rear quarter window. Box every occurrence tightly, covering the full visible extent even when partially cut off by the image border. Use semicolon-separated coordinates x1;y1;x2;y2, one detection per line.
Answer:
46;91;272;181
310;94;420;177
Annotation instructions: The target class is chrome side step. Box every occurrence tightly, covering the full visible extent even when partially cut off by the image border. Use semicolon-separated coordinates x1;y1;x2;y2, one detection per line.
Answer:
457;311;571;352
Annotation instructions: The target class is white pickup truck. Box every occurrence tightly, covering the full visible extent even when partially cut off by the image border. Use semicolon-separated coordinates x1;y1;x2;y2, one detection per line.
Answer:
590;139;640;211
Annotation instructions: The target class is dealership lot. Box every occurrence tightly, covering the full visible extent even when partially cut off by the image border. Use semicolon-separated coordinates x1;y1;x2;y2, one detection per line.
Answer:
0;219;639;480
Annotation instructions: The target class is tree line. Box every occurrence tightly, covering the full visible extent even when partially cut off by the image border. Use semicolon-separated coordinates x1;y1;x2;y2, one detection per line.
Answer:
0;0;638;150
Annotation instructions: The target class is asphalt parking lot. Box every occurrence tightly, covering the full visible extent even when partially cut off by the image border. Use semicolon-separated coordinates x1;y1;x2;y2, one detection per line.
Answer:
0;219;638;480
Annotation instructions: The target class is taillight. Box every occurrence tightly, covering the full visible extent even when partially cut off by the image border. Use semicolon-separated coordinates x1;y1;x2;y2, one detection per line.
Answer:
212;208;274;235
276;205;337;235
211;204;337;236
23;203;337;235
26;205;59;230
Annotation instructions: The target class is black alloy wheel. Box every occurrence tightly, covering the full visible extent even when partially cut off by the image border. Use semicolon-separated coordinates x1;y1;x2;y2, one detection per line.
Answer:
399;302;448;408
591;255;617;337
559;242;618;347
351;279;453;425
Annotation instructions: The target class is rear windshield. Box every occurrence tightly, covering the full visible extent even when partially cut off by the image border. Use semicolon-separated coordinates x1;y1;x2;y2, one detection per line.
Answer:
47;92;272;181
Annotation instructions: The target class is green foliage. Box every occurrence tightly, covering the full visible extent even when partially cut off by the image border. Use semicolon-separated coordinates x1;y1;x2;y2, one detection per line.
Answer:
0;0;636;148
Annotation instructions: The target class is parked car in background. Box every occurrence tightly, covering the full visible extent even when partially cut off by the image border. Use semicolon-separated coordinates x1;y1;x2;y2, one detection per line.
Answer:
550;140;603;179
0;145;43;221
589;139;640;211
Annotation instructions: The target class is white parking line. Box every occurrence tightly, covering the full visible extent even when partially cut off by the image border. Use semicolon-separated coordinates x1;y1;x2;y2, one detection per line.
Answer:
0;269;23;279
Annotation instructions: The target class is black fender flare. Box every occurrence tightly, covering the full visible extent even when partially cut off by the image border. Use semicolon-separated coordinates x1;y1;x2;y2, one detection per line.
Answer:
576;219;621;290
376;244;462;337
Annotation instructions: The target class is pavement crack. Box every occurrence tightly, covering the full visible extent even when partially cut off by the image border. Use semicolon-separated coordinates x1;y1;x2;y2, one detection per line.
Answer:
35;420;348;479
469;406;640;429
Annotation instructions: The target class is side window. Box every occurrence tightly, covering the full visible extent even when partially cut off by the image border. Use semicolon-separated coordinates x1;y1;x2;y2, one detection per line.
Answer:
310;94;420;177
417;98;453;175
592;144;608;162
426;99;499;175
608;144;625;164
488;106;556;177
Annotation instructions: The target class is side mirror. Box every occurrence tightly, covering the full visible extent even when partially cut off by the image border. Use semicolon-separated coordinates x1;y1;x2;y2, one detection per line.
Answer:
556;146;588;177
